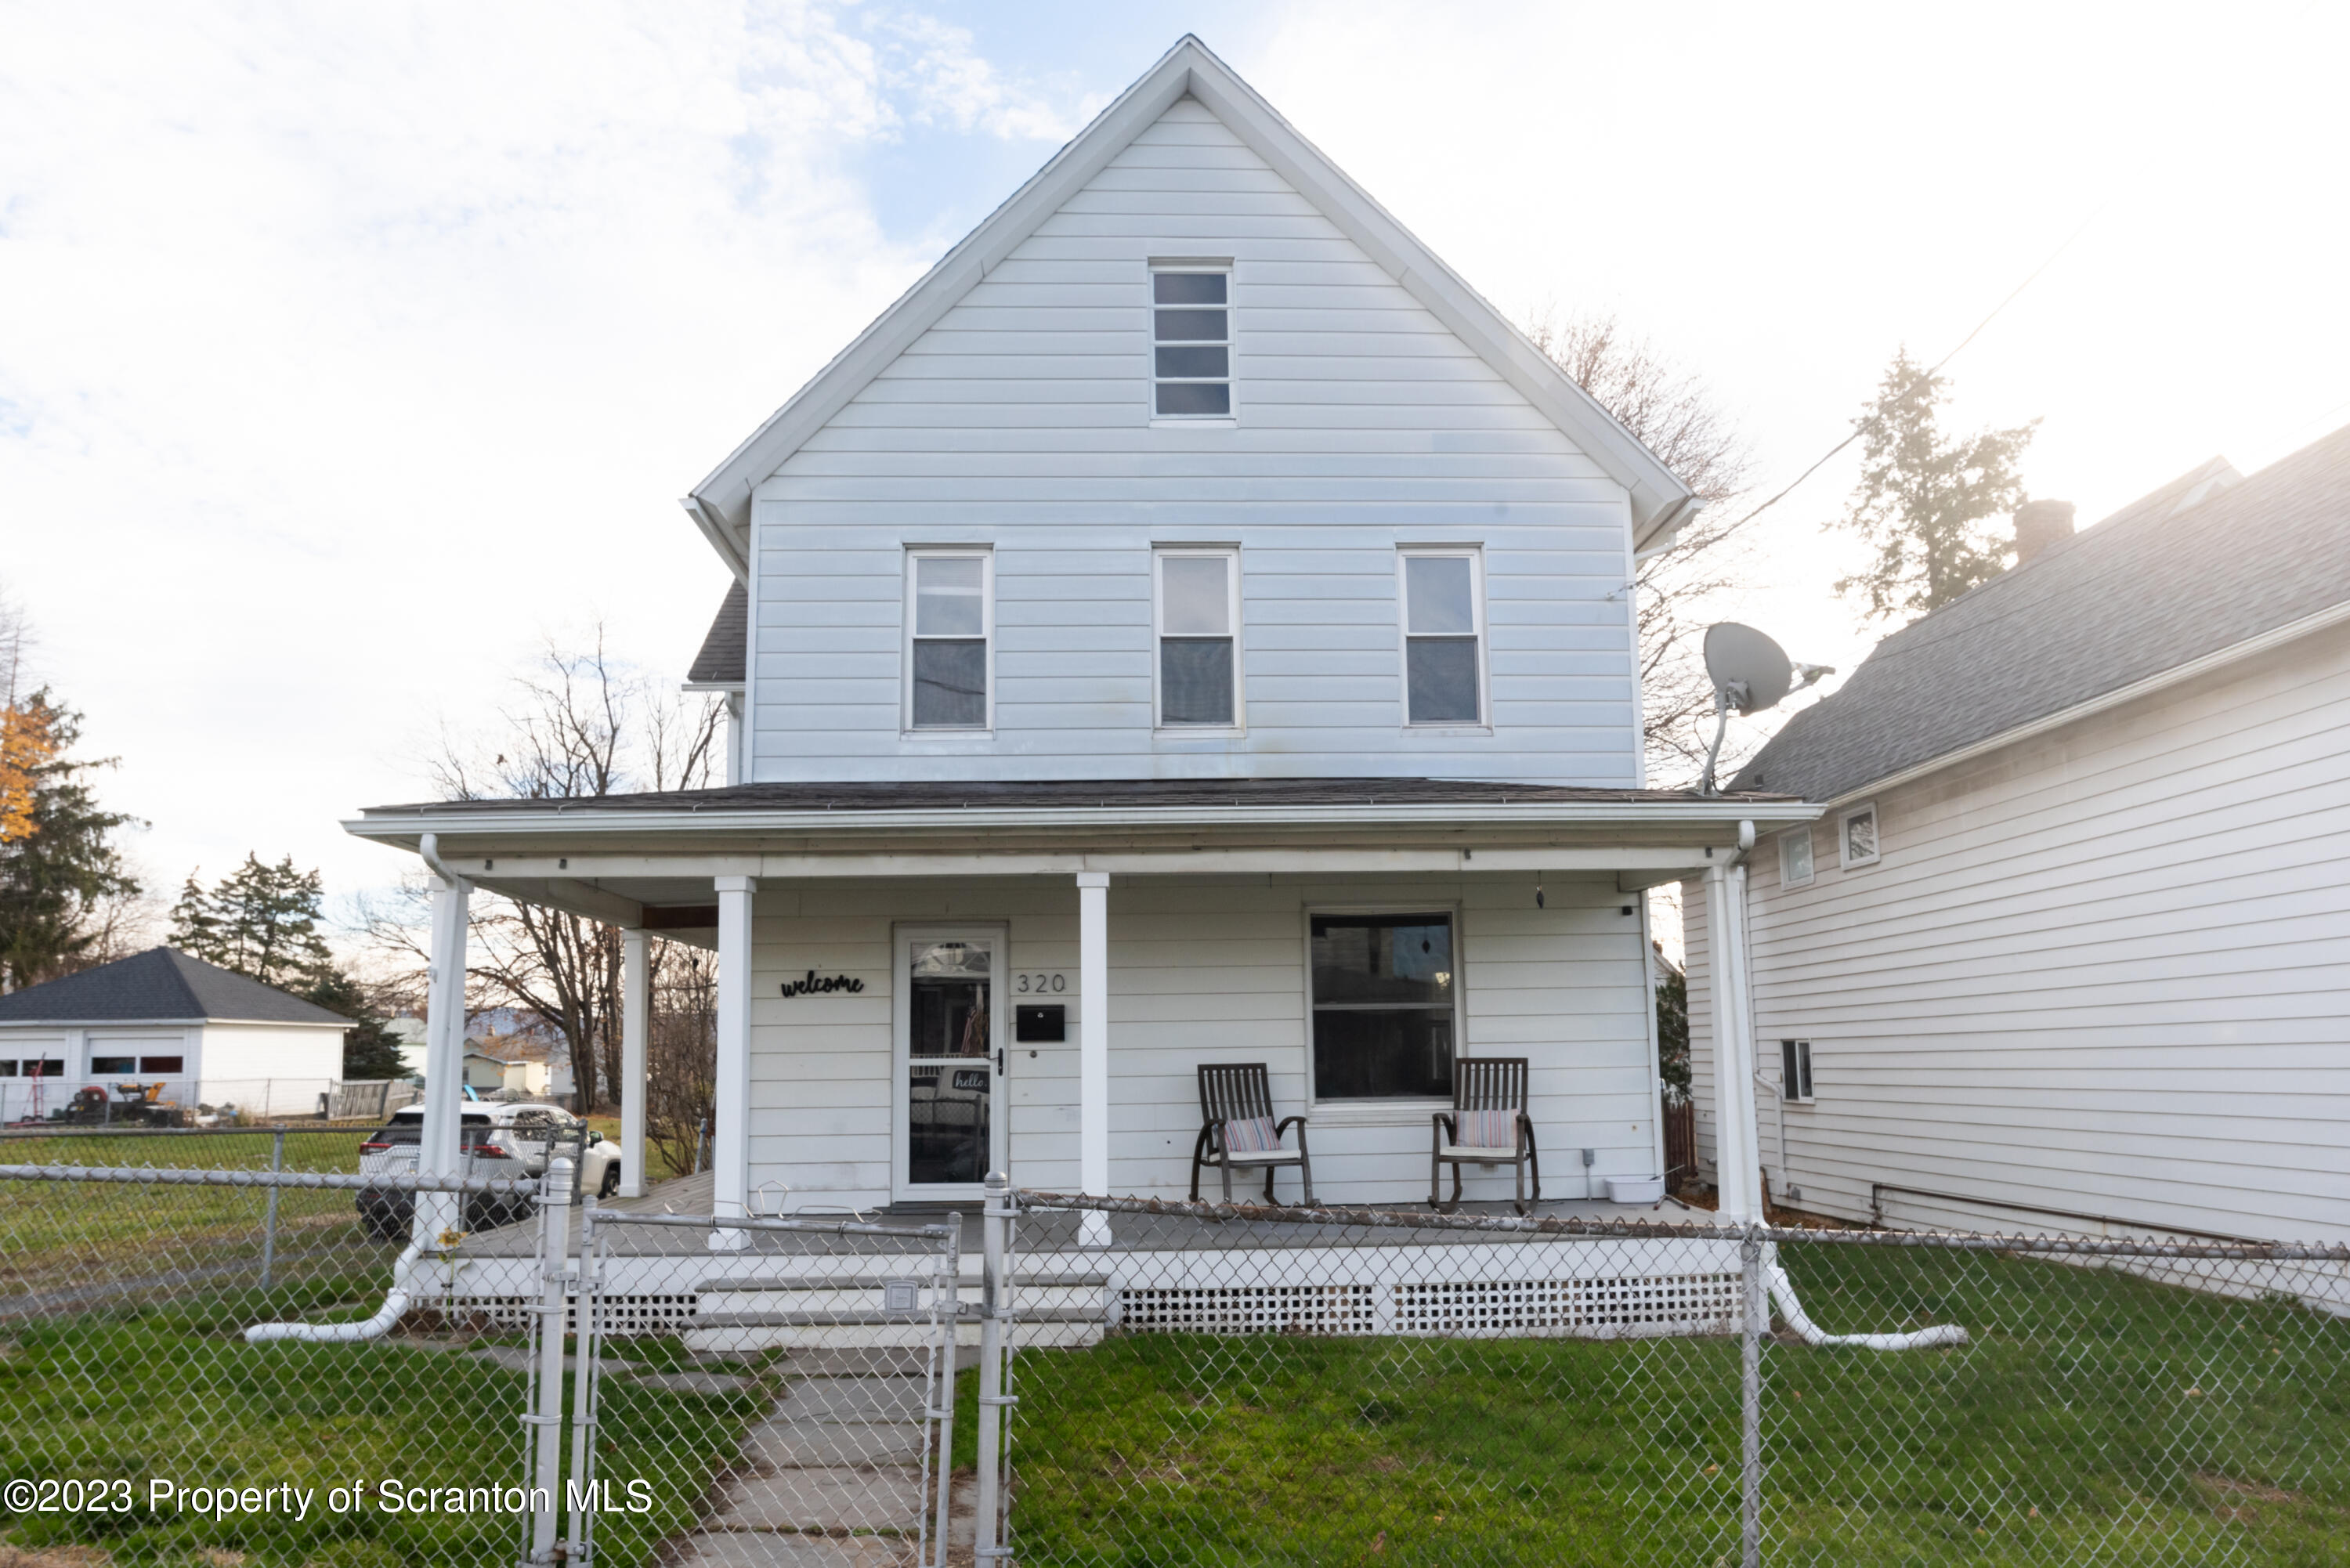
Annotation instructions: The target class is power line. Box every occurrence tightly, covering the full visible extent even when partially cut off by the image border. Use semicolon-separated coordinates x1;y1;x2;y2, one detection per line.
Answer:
1708;206;2106;540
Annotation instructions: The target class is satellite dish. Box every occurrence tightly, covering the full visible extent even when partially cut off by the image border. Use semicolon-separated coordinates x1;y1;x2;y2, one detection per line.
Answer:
1697;623;1833;795
1704;623;1795;714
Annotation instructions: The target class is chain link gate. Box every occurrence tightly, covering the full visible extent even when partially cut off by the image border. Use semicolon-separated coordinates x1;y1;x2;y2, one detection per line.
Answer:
565;1200;965;1567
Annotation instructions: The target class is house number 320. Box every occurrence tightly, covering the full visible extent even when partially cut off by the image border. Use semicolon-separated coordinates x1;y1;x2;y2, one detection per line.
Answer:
1014;973;1068;994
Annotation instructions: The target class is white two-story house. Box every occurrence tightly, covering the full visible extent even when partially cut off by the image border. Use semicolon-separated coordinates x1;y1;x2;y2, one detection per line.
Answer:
352;38;1809;1227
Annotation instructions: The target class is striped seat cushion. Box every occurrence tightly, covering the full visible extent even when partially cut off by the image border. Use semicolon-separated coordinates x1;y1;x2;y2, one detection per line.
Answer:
1452;1108;1518;1152
1220;1115;1282;1154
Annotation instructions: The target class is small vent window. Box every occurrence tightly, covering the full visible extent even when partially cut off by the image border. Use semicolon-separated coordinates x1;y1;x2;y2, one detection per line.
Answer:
1152;267;1231;417
1839;803;1880;869
1780;829;1814;888
1779;1039;1814;1103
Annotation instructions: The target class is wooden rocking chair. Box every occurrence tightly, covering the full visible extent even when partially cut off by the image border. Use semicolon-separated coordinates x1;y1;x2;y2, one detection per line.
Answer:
1189;1062;1315;1205
1431;1057;1540;1214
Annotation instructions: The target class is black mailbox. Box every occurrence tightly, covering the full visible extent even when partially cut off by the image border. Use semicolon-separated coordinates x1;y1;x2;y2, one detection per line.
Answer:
1014;1004;1066;1042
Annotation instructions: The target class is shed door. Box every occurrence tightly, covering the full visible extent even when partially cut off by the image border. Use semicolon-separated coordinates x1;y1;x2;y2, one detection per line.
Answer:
894;926;1007;1201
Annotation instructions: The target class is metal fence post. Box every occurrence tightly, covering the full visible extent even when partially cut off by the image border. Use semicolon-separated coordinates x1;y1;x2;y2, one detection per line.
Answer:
566;1191;599;1567
931;1209;965;1567
259;1127;286;1292
1740;1224;1764;1568
526;1156;574;1565
974;1172;1014;1564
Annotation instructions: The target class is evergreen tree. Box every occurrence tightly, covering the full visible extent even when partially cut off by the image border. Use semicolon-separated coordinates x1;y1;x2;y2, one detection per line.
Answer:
169;854;333;988
0;692;142;990
171;855;410;1078
1834;350;2038;623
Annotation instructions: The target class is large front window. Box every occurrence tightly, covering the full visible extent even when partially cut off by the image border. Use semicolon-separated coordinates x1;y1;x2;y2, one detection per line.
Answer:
1310;911;1456;1100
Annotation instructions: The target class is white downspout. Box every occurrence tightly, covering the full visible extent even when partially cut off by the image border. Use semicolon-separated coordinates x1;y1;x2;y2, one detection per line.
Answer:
1723;820;1967;1352
246;1243;424;1344
248;831;472;1346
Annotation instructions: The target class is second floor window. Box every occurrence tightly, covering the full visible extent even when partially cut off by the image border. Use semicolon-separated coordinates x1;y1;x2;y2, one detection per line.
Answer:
1155;549;1240;727
906;551;990;730
1401;549;1485;725
1152;265;1231;417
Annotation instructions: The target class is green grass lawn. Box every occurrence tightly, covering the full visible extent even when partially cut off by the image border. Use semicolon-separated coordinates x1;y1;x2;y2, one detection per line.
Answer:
985;1245;2350;1566
0;1291;772;1568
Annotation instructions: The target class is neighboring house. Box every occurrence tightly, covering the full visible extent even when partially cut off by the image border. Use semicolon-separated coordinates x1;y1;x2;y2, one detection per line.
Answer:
351;38;1809;1216
1686;425;2350;1245
0;947;350;1120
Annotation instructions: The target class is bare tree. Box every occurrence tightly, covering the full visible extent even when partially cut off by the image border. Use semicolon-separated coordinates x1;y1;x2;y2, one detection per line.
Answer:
1527;312;1761;784
645;941;720;1182
409;628;724;1111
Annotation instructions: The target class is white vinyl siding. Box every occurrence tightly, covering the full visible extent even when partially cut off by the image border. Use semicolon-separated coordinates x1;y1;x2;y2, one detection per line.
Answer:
747;95;1640;785
744;872;1655;1210
1154;548;1242;728
1688;624;2350;1245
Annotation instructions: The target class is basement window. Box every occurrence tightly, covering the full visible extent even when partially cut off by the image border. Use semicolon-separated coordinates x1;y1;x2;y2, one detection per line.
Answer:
1779;1039;1814;1103
1151;263;1231;417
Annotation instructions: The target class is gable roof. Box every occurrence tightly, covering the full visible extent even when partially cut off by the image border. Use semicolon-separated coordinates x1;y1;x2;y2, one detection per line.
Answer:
686;582;747;686
683;34;1695;579
0;947;352;1028
1731;424;2350;803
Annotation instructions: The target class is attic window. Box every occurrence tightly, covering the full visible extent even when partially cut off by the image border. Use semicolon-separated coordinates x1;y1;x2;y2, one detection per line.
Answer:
1152;263;1231;417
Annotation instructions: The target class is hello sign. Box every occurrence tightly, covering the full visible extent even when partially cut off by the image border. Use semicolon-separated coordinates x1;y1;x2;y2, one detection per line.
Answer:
779;970;866;998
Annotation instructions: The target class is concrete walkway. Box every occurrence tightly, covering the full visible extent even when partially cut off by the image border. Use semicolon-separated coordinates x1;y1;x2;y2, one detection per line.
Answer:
667;1346;970;1567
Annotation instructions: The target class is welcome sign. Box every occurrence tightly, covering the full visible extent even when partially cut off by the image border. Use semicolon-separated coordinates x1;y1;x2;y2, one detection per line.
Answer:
779;971;866;998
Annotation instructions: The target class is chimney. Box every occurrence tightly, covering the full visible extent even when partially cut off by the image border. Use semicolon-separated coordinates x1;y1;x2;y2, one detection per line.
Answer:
2013;499;2076;565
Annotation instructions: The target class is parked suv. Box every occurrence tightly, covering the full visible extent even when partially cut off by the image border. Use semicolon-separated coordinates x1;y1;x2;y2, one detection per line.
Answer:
356;1103;622;1241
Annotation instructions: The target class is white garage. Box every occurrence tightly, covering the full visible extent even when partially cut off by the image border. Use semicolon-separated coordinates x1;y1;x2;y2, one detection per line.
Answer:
0;946;351;1122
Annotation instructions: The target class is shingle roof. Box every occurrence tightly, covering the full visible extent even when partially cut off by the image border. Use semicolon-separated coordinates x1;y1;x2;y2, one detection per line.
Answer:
687;582;747;685
1732;425;2350;801
362;776;1791;816
0;948;352;1027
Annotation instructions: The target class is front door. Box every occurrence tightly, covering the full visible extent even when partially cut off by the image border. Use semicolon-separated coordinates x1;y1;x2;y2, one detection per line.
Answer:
894;925;1007;1201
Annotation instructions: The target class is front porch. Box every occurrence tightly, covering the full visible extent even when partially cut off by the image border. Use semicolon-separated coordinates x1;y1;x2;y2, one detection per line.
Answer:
349;778;1810;1239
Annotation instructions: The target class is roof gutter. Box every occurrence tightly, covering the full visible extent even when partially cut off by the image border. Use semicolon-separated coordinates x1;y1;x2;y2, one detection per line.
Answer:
349;798;1820;844
1820;595;2350;807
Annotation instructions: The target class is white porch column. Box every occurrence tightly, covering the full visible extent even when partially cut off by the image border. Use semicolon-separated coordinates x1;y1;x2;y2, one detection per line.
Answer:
1076;872;1111;1246
414;873;471;1247
710;876;755;1248
1706;862;1765;1224
619;927;651;1199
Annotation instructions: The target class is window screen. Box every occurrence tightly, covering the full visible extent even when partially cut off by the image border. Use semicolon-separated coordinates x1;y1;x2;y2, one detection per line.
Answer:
908;552;989;729
1152;269;1230;417
1310;912;1457;1100
1401;551;1484;724
1157;551;1238;725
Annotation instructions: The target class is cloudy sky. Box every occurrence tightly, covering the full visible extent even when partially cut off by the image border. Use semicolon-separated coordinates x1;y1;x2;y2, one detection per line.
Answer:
4;0;2346;932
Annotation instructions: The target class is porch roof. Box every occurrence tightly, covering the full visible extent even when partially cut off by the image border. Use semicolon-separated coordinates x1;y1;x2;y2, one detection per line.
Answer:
346;778;1810;942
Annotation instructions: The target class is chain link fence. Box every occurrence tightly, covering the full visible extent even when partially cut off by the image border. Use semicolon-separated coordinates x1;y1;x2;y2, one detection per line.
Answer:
994;1190;2350;1567
6;1155;2348;1566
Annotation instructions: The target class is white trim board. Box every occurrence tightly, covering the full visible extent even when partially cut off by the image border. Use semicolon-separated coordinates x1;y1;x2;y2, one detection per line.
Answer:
682;34;1694;579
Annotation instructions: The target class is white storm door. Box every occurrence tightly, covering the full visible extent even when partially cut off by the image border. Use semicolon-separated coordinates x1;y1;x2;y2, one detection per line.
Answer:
894;925;1008;1201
